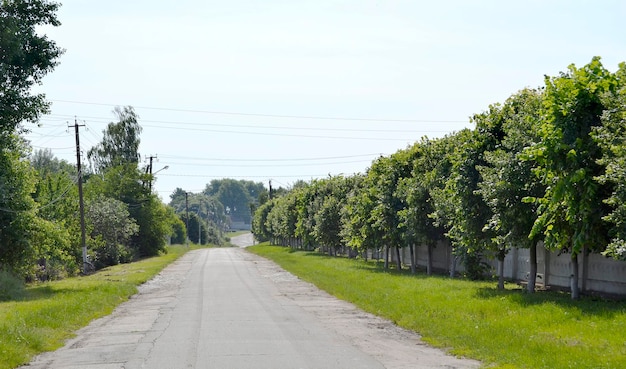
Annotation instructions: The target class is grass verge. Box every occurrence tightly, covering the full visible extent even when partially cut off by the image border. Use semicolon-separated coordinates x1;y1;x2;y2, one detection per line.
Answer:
0;244;192;369
248;244;626;369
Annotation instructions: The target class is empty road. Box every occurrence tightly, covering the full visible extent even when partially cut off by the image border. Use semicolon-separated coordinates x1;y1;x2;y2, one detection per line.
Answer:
24;241;479;369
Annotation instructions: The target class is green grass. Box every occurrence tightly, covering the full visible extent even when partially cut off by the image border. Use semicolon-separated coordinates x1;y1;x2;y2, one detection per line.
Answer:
0;244;191;369
248;244;626;369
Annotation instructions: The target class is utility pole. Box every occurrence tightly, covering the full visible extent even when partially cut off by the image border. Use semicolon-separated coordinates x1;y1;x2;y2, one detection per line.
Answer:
146;155;157;191
269;179;273;200
185;191;189;247
197;207;202;245
70;118;88;274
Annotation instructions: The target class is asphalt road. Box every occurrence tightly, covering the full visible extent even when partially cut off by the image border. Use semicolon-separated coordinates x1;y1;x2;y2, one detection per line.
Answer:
23;236;479;369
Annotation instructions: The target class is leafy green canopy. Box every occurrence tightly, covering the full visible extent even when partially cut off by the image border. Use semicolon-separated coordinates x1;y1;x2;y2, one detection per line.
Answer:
0;0;63;136
0;0;64;277
524;57;616;257
594;62;626;259
87;106;142;173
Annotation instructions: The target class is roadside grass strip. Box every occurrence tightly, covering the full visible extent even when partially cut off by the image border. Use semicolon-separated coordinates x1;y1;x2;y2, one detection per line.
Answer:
0;245;191;369
248;244;626;369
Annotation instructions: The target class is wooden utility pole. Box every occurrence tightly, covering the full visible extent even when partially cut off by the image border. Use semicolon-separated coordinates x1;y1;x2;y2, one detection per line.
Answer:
70;118;88;274
185;191;189;247
147;155;156;191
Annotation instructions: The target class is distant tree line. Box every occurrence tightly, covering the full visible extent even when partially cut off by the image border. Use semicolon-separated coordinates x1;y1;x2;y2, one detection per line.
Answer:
0;0;267;285
253;57;626;299
168;179;266;245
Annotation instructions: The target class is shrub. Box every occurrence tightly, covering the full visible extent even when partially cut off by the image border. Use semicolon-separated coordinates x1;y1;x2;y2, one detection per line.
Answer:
0;269;25;301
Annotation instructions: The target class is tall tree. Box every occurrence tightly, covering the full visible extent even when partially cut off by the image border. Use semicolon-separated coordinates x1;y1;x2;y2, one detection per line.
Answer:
397;138;447;275
0;136;38;275
204;179;253;225
594;62;626;260
368;152;413;270
0;0;63;136
0;0;63;277
431;130;495;279
87;106;142;173
524;57;615;299
476;89;545;290
86;195;138;269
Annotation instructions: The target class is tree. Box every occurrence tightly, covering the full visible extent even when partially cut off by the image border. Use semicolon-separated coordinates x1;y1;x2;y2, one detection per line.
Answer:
87;106;142;173
252;200;274;242
86;195;138;269
204;179;254;225
169;209;187;245
475;89;545;290
397;138;447;275
31;149;81;276
367;152;414;270
0;0;63;278
524;57;616;299
31;148;76;175
178;212;206;245
169;190;227;242
266;191;298;247
594;62;626;260
0;136;39;276
309;176;357;256
431;130;495;280
0;0;63;136
85;164;171;257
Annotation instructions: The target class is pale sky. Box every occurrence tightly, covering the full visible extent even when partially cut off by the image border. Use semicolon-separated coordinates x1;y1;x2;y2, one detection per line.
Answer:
26;0;626;201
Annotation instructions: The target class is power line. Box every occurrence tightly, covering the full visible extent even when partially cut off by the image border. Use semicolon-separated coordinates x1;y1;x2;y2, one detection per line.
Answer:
43;113;462;133
160;159;372;168
132;124;415;141
50;99;467;123
158;153;381;162
158;173;331;178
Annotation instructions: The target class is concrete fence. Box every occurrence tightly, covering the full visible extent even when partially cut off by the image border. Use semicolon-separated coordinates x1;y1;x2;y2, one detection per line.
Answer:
390;242;626;296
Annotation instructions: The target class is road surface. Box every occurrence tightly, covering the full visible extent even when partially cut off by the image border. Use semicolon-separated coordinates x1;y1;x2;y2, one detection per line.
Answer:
229;232;255;248
23;237;480;369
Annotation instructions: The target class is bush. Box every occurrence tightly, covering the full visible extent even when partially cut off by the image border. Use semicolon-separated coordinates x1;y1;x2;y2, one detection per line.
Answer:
0;270;25;301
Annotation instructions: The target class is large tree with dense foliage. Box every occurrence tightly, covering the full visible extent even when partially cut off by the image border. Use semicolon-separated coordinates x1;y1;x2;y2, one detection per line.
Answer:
367;152;414;270
0;136;39;275
85;108;175;258
594;62;626;260
87;106;142;173
430;130;495;279
524;57;616;299
0;0;63;136
397;138;447;274
0;0;63;277
475;89;545;290
86;164;173;258
86;195;138;269
203;179;262;225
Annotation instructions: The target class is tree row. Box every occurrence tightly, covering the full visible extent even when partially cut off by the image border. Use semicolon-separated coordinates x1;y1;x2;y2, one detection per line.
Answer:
252;57;626;299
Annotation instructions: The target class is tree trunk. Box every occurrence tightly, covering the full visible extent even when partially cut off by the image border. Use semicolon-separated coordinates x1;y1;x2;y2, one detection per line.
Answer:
395;246;402;270
497;254;505;290
527;242;537;293
409;243;416;274
449;255;457;278
427;243;433;276
496;247;506;290
384;245;389;269
571;253;580;300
